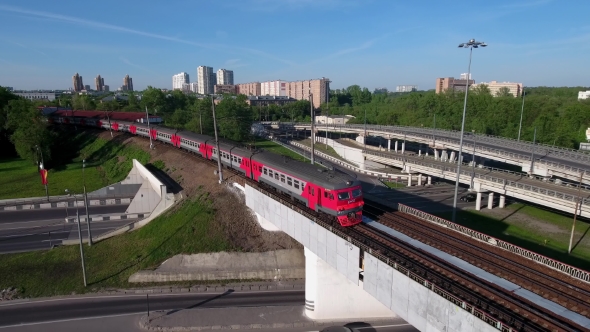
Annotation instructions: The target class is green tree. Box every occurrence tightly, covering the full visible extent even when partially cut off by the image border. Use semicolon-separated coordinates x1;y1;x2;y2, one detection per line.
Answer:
495;86;514;98
5;99;53;163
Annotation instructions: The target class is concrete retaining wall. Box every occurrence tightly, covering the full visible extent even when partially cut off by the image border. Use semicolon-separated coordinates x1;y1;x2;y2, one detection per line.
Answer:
124;159;167;214
128;249;305;283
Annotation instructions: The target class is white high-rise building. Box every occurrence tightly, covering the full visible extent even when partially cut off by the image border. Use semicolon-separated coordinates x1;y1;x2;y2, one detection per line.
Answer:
197;66;214;94
189;82;199;93
172;72;189;90
217;69;234;85
261;80;287;96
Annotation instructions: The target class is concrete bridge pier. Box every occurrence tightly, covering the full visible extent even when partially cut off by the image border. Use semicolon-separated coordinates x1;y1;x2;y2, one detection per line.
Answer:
407;174;412;186
441;150;448;162
449;151;456;163
394;141;398;153
499;195;506;208
427;176;432;185
401;142;405;154
476;192;483;211
488;192;495;209
417;174;423;186
387;139;391;151
304;248;394;320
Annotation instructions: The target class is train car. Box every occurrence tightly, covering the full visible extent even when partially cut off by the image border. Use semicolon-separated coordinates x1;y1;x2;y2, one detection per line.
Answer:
48;113;364;227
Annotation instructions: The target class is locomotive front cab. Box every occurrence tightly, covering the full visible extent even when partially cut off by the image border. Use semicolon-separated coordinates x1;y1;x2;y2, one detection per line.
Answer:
333;185;364;226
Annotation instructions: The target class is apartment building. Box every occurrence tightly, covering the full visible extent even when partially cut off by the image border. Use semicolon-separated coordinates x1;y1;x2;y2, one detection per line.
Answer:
435;77;474;94
396;85;417;92
217;69;234;85
72;73;84;92
261;80;287;96
236;82;261;96
95;75;105;91
578;91;590;100
214;84;237;94
123;75;133;91
172;72;190;90
284;78;330;109
197;66;214;94
471;81;523;97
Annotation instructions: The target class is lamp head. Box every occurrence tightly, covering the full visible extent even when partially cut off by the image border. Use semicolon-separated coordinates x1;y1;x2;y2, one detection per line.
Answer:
458;43;464;48
480;42;487;47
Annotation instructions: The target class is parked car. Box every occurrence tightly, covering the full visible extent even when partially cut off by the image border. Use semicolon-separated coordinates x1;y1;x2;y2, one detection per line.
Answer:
460;193;476;202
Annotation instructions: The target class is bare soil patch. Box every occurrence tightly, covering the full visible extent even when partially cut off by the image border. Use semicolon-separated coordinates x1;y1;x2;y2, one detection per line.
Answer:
101;131;301;252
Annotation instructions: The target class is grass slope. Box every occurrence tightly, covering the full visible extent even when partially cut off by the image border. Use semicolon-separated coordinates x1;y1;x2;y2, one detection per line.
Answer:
0;131;149;200
252;138;308;162
0;193;230;298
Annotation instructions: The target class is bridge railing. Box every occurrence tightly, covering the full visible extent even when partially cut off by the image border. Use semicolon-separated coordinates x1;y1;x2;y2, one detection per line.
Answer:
364;150;589;207
398;203;590;283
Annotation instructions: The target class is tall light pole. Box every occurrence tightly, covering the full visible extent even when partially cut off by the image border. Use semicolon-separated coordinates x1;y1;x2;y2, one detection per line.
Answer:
82;159;92;246
452;38;487;223
471;130;476;189
364;109;367;151
145;106;153;149
517;86;525;142
309;92;315;165
211;96;223;184
66;189;87;287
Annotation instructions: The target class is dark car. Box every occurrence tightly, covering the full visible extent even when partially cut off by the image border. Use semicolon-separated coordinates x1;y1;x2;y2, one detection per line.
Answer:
460;193;476;202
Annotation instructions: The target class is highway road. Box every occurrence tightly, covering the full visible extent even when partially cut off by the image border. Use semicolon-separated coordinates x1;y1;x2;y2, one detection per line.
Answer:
0;205;129;224
0;290;305;329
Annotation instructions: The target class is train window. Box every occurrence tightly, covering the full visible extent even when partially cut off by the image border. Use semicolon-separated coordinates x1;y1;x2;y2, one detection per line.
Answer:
264;168;267;175
269;170;273;177
259;166;262;172
329;193;334;200
352;189;362;197
280;175;285;183
308;186;311;194
338;192;350;200
294;180;299;189
287;177;292;186
275;173;279;180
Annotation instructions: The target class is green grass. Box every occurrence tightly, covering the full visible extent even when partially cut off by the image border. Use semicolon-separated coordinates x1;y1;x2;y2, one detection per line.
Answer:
152;160;166;170
435;205;590;271
252;138;308;162
295;138;350;163
0;132;150;199
0;194;231;298
383;181;406;188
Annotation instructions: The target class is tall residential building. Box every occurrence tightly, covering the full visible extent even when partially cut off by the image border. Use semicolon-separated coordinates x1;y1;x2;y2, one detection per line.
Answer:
235;82;261;96
396;85;417;92
471;81;523;97
214;85;237;94
123;75;133;91
189;82;199;93
72;73;84;92
217;69;234;85
435;77;475;94
284;78;330;109
261;80;287;96
172;72;190;90
197;66;214;94
95;75;105;91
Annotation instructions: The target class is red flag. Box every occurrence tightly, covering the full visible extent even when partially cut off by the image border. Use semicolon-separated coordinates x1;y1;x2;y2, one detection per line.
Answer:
40;169;48;185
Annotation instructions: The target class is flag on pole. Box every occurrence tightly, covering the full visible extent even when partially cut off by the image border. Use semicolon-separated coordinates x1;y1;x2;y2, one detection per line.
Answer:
40;169;48;185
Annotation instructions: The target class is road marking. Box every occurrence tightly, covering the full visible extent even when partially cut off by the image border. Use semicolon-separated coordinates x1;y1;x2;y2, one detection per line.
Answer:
0;289;304;307
0;231;70;239
0;311;143;329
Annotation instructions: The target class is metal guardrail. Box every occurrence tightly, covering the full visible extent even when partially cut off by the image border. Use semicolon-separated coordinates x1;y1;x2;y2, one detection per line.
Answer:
364;150;589;206
398;203;590;283
0;193;135;208
269;122;590;178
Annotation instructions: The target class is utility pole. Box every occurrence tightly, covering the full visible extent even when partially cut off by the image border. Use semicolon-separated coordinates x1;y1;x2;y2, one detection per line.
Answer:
517;86;525;142
67;189;87;287
433;113;436;146
568;172;584;254
82;159;92;246
530;127;537;175
211;96;223;183
145;106;153;149
364;108;367;151
309;93;315;165
325;103;329;149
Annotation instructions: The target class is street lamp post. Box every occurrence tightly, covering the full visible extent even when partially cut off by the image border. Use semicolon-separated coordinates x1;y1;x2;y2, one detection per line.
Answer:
309;93;315;165
452;38;487;223
66;189;87;287
364;109;367;151
517;86;525;142
82;159;92;246
145;106;153;149
471;130;476;189
211;96;223;184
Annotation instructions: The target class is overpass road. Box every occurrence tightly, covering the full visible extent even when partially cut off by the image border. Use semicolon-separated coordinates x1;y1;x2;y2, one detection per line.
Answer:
0;205;128;224
0;290;305;328
266;122;590;185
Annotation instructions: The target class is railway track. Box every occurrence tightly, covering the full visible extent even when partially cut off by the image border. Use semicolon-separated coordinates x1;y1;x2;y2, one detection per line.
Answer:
363;201;590;316
114;132;584;331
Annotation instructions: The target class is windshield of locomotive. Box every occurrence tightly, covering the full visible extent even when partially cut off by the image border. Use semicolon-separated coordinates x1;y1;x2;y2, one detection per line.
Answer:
338;191;350;200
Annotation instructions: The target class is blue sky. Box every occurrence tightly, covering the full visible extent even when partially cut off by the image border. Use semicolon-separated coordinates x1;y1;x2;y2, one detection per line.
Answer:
1;0;589;91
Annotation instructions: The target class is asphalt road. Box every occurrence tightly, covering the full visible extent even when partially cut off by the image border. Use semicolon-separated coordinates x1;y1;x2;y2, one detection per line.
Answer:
0;205;129;224
0;290;305;328
0;220;133;253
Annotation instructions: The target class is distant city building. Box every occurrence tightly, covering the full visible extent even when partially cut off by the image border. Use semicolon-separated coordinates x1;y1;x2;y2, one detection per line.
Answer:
123;75;133;91
374;88;388;94
216;69;234;85
84;85;91;91
189;82;199;93
4;86;13;91
95;75;105;91
435;76;475;94
14;91;58;101
197;66;214;94
579;91;590;100
72;73;84;92
396;85;417;92
261;80;287;96
172;72;190;90
214;84;237;94
236;82;261;96
103;85;110;92
460;73;472;80
471;81;523;97
284;78;330;109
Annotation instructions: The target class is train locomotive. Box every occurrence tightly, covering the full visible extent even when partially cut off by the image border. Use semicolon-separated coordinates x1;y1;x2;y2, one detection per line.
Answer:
49;113;364;226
